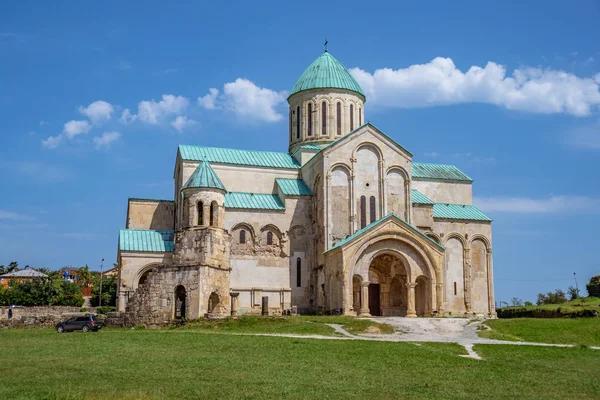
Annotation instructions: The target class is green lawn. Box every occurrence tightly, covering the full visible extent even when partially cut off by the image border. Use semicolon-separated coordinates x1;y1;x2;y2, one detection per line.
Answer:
179;315;394;335
1;328;599;399
480;318;600;346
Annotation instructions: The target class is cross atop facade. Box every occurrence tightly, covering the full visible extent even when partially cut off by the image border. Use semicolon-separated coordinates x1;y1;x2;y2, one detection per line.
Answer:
324;39;328;52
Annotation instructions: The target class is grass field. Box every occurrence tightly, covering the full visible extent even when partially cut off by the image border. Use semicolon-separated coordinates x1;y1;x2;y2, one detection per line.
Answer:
480;318;600;346
1;328;599;399
180;315;394;336
496;297;600;318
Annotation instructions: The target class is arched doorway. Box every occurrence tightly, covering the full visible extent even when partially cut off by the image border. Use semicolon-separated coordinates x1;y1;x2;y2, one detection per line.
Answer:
175;285;186;319
138;270;151;287
208;292;220;313
367;253;408;316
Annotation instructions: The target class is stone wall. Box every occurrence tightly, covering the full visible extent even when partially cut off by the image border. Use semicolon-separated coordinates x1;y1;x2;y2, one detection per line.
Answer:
0;306;82;328
127;199;175;230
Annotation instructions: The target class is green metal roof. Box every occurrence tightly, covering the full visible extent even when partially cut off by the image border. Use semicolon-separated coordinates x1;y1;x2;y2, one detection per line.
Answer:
299;144;324;151
412;189;435;205
325;214;444;253
182;160;226;191
179;145;300;169
276;178;312;196
433;204;491;222
119;229;174;252
289;52;365;98
412;163;473;182
224;192;285;210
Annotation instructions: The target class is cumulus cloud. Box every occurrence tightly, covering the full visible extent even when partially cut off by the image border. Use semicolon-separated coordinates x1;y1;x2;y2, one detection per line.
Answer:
198;79;286;122
93;131;121;149
137;94;189;124
63;120;91;139
474;195;598;213
78;100;114;123
41;135;62;149
350;57;600;116
119;108;137;124
171;116;197;132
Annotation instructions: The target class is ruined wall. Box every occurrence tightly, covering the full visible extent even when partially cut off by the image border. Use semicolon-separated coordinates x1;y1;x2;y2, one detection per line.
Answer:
0;306;82;327
127;199;175;230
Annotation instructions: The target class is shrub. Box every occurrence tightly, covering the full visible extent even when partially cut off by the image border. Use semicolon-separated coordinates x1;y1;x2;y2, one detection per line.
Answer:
96;306;116;315
568;286;580;301
90;275;117;307
587;276;600;298
497;307;598;319
537;289;567;305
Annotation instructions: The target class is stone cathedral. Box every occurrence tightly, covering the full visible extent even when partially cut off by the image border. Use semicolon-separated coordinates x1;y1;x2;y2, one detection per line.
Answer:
116;51;496;324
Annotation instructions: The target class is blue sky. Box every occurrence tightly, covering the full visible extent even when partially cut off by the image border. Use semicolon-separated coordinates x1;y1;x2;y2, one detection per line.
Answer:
1;1;599;304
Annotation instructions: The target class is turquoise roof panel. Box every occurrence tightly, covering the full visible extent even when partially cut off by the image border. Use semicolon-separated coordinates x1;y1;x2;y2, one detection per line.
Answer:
433;204;491;222
325;214;444;253
183;160;226;191
119;229;174;252
224;192;285;210
289;52;365;98
412;163;473;182
276;178;312;196
179;145;300;169
412;190;435;205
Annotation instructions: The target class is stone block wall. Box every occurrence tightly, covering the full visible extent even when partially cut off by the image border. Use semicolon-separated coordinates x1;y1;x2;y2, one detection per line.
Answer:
0;306;83;328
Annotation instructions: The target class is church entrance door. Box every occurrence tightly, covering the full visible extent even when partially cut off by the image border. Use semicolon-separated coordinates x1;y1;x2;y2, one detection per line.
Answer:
175;285;186;319
368;284;381;316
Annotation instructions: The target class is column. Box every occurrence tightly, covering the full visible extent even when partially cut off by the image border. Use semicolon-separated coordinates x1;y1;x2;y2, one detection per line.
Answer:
230;292;240;317
359;281;371;316
436;282;444;316
487;249;496;316
406;282;417;318
464;247;471;313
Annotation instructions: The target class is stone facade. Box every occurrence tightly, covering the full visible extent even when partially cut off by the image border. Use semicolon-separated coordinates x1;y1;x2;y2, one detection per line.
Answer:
116;52;496;325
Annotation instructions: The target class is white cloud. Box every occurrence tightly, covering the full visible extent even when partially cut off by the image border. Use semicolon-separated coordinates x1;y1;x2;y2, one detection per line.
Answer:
350;57;600;116
78;100;114;123
42;135;62;149
93;131;121;149
199;79;286;122
171;116;197;132
198;88;220;110
567;122;600;150
474;195;597;213
0;210;33;221
119;108;137;124
63;120;91;139
137;94;189;124
424;152;439;158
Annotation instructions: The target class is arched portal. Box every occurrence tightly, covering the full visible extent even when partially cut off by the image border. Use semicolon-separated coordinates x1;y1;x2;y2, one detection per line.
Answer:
138;270;151;287
208;292;220;314
175;285;186;319
366;253;409;316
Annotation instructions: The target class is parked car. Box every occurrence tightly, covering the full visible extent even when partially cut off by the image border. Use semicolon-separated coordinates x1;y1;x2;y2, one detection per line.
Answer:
55;315;102;333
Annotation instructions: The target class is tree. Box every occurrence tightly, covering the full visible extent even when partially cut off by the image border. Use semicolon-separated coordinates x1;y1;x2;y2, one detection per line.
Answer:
567;286;580;301
524;301;533;307
511;297;523;307
91;275;117;307
537;289;567;305
77;265;94;287
587;275;600;298
7;262;18;273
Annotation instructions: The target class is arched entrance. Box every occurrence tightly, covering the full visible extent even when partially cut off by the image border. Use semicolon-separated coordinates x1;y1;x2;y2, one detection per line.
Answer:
138;270;151;286
175;285;186;319
208;292;220;313
367;254;409;316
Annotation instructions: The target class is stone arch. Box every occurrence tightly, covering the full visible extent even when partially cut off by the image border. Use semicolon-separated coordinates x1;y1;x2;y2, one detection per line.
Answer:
134;263;161;290
469;234;491;250
208;291;220;314
386;167;408;220
385;165;409;180
444;232;467;248
470;237;490;314
329;165;351;244
425;232;441;244
354;144;381;231
231;222;255;254
174;285;186;319
260;224;282;241
353;142;383;161
445;236;465;314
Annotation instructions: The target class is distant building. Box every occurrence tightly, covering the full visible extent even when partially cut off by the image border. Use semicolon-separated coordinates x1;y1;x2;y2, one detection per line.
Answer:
117;52;495;321
0;267;48;288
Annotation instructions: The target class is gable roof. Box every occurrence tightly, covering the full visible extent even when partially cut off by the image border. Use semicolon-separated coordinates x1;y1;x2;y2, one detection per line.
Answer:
433;204;491;222
412;189;435;205
412;163;473;182
325;213;444;253
321;122;413;158
119;229;174;252
224;192;285;210
0;267;48;279
289;52;365;99
182;160;226;191
276;178;312;196
179;145;300;169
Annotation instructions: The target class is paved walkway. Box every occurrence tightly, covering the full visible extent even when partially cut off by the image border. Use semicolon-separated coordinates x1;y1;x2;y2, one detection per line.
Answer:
250;317;599;360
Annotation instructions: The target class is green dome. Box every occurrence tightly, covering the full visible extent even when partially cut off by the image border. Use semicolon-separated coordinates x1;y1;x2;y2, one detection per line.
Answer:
289;52;365;99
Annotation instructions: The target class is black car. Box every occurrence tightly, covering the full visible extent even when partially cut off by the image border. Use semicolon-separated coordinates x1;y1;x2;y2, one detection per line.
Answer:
55;315;102;333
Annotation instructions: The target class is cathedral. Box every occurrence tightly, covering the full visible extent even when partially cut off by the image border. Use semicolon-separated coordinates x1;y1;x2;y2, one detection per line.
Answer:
116;51;496;322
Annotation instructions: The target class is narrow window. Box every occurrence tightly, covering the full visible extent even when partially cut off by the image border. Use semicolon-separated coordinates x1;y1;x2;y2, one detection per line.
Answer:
321;102;327;135
369;196;376;223
296;106;300;139
307;103;312;136
360;196;366;229
296;257;301;287
350;104;354;131
267;231;273;245
454;282;457;296
336;102;341;135
359;107;362;126
197;201;204;226
240;230;246;244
